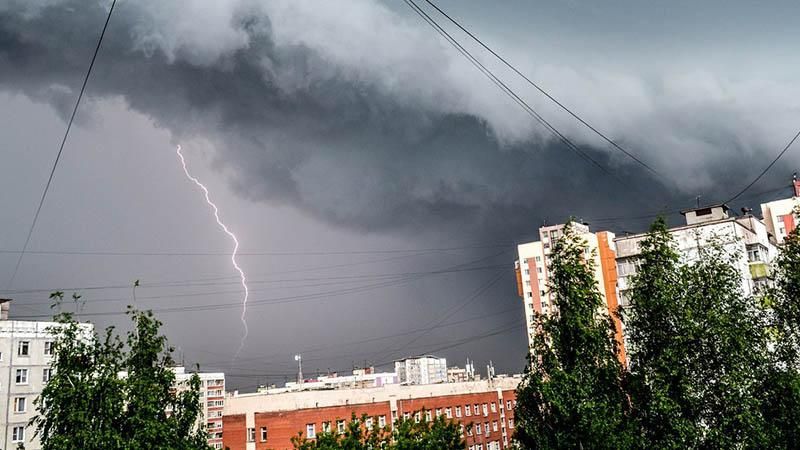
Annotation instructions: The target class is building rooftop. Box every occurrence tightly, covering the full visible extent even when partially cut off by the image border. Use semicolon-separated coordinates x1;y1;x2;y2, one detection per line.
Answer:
225;377;522;415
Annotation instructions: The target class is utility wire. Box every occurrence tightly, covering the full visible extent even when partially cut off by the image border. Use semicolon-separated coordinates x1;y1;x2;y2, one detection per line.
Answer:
0;243;510;257
420;0;661;178
6;0;117;289
725;129;800;203
403;0;632;190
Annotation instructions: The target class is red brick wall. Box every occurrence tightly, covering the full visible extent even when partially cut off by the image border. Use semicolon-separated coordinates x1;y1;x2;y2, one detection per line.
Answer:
223;389;519;450
222;413;247;450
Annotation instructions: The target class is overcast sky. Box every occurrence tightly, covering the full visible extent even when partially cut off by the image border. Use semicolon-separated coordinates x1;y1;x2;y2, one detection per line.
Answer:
2;0;800;389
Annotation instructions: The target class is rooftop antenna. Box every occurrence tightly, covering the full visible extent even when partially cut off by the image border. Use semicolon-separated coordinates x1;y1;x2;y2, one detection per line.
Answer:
294;354;303;385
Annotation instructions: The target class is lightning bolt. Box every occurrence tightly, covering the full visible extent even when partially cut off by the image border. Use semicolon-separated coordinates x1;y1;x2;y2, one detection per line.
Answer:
175;145;249;359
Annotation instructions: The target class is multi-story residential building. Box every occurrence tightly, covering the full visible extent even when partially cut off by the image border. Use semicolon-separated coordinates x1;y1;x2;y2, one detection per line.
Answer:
514;223;625;363
395;355;447;385
222;376;520;450
0;299;94;450
615;204;778;301
173;367;226;449
760;176;800;244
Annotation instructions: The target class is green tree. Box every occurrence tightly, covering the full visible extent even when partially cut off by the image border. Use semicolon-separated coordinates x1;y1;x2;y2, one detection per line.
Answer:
291;412;464;450
624;218;698;448
757;221;800;447
32;295;210;450
625;219;771;448
514;222;635;449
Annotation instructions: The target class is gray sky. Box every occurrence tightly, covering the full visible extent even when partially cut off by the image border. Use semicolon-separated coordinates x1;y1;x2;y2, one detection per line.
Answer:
1;0;799;389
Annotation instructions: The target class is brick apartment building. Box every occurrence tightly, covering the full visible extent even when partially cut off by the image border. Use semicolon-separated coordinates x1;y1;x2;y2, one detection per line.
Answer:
223;377;520;450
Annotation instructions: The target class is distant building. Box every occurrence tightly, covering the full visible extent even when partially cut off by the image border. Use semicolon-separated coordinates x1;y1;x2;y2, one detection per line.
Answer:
258;367;397;394
0;299;94;450
447;359;480;383
223;377;521;450
615;204;778;300
395;355;447;385
514;223;625;364
760;176;800;244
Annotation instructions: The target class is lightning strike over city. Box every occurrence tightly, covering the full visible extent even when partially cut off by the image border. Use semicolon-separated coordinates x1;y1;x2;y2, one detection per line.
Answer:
175;145;250;359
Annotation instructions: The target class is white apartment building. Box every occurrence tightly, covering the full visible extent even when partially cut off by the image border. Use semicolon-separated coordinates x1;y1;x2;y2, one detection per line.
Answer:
615;204;778;302
395;355;447;385
172;367;226;449
0;299;94;450
760;176;800;244
514;223;626;363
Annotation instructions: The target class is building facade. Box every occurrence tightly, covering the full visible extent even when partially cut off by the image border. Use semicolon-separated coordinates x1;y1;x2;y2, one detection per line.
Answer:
222;377;520;450
395;355;447;385
172;367;226;449
615;205;778;302
760;177;800;244
514;223;626;363
0;300;94;450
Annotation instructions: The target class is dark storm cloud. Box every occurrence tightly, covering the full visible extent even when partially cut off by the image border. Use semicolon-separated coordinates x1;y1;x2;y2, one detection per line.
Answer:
1;0;797;241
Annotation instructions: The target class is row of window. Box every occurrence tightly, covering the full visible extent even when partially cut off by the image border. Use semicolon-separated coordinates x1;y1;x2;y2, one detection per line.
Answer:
469;441;503;450
0;341;54;361
463;418;514;438
12;367;52;385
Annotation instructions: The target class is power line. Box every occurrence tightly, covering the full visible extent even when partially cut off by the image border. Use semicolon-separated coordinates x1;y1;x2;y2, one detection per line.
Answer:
725;129;800;203
0;243;510;257
9;254;510;319
6;0;118;289
420;0;661;178
403;0;634;190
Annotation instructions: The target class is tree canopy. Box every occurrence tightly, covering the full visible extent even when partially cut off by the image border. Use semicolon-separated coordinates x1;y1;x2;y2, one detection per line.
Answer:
32;297;210;450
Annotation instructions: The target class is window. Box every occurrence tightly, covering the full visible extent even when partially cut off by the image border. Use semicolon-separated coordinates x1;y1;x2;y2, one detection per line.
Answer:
260;426;268;442
366;417;373;430
476;422;482;434
14;397;26;413
460;424;465;436
246;427;255;442
207;400;224;407
414;412;421;423
508;418;514;428
527;292;532;298
474;404;479;415
537;267;543;273
445;407;452;418
378;415;386;428
322;421;331;433
490;402;497;413
465;404;471;416
476;444;483;450
213;444;223;449
493;421;498;432
467;424;473;436
44;341;54;356
425;411;432;422
403;412;410;420
12;426;24;443
535;256;541;262
43;368;52;383
18;341;29;357
455;406;462;417
485;422;490;435
506;400;512;410
306;423;316;439
435;408;442;417
16;369;28;385
482;403;488;416
337;420;346;434
524;269;529;275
